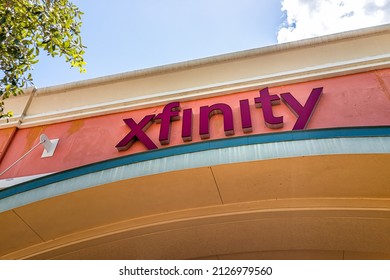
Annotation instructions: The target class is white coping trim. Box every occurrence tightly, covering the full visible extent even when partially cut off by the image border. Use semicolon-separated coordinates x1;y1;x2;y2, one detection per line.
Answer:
0;136;389;212
17;53;390;128
1;24;389;129
35;24;390;96
0;87;36;128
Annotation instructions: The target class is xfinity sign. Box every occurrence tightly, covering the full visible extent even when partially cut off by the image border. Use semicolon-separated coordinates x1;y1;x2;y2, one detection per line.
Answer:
116;87;323;151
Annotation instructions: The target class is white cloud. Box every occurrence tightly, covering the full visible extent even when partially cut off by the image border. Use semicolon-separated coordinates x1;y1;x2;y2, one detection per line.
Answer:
277;0;390;43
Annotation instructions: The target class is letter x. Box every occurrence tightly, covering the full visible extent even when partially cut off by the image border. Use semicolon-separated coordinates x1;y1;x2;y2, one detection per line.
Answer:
115;115;158;151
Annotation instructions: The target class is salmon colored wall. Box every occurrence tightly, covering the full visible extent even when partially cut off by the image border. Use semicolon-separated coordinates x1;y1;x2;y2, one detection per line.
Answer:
0;127;17;162
1;69;390;179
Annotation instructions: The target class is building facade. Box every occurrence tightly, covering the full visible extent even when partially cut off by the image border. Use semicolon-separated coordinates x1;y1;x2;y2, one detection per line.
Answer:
1;25;390;259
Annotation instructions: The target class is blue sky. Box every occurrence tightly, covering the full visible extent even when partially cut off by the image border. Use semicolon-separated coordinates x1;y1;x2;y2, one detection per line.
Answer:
32;0;390;88
33;0;283;87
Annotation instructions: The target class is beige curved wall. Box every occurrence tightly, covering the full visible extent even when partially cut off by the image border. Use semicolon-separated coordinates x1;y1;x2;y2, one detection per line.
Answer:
1;154;389;259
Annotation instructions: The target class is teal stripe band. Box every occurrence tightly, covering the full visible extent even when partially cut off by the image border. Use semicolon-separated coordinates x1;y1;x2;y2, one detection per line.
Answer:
1;126;390;200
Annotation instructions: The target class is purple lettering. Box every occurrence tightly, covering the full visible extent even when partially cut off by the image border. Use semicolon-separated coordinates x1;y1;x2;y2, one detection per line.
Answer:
181;108;193;142
115;115;157;151
240;99;252;133
199;103;234;139
281;87;323;130
254;88;283;128
116;86;324;151
154;102;181;145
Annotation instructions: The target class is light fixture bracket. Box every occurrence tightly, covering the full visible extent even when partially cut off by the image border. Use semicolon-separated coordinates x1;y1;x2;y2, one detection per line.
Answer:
40;134;59;158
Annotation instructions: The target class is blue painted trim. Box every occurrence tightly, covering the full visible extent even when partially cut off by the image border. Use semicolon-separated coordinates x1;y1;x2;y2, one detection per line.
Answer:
1;126;389;200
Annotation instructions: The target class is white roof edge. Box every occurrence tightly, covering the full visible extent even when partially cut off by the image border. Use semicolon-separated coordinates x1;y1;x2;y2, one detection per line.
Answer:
35;23;390;96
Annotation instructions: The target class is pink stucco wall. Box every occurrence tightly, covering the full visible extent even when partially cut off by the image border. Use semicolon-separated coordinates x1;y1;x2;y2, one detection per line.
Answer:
1;69;390;179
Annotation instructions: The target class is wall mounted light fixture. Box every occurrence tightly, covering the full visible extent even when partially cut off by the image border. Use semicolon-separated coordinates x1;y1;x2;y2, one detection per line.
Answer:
40;134;59;158
0;134;59;177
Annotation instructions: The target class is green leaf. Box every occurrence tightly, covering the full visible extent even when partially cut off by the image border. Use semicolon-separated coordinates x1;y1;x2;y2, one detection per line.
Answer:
0;0;86;117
